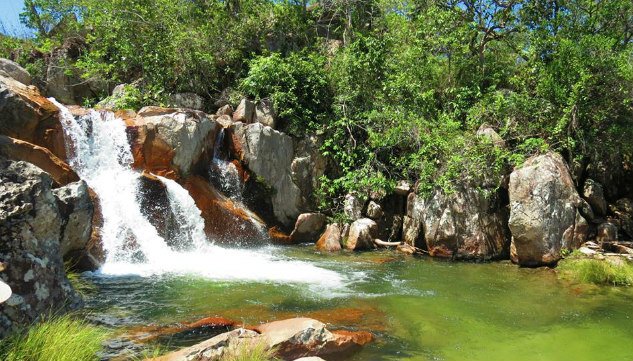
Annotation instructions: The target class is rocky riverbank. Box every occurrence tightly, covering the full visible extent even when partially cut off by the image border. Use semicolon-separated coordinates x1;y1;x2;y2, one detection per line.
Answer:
1;58;632;358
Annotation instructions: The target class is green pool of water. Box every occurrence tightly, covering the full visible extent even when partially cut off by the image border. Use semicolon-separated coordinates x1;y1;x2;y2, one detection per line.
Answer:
85;246;633;360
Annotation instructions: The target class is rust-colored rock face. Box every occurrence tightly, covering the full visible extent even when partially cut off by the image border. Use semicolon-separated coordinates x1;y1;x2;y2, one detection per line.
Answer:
0;75;67;160
183;176;266;244
126;116;179;178
315;223;343;252
0;135;79;186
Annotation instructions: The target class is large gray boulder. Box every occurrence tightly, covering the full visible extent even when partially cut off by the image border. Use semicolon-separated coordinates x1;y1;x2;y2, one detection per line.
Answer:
403;187;510;260
508;152;588;266
0;58;31;85
53;180;94;257
135;107;217;177
292;136;327;211
230;122;301;226
0;160;80;336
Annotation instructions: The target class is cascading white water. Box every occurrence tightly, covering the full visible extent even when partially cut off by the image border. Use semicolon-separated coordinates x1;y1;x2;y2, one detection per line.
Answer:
51;99;344;287
210;128;243;200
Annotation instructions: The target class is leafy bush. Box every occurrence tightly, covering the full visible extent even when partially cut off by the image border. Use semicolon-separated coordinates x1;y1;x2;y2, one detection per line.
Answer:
0;315;107;361
240;52;332;137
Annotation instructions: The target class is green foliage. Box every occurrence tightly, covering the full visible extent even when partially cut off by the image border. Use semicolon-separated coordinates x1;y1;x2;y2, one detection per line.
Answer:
240;52;332;136
10;0;633;214
0;315;107;361
558;258;633;286
219;340;279;361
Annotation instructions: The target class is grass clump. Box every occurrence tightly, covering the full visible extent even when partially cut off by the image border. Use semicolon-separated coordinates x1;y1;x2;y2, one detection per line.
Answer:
0;315;107;361
220;340;278;361
558;258;633;286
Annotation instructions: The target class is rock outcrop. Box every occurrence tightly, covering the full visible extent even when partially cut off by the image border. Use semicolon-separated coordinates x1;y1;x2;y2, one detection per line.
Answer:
153;318;371;361
583;179;607;217
0;58;31;85
0;160;80;337
167;93;205;110
508;152;588;266
0;74;66;159
128;107;217;178
230;122;301;226
316;223;343;252
345;218;378;250
290;213;327;242
255;99;275;128
0;135;78;186
53;180;94;258
232;99;255;123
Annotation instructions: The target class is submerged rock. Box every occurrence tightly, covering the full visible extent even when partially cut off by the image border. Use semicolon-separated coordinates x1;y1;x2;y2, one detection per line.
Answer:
0;160;80;336
508;152;588;266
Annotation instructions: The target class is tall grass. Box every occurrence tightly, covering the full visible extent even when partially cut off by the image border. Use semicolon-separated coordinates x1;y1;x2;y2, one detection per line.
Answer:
219;339;279;361
558;258;633;286
0;315;107;361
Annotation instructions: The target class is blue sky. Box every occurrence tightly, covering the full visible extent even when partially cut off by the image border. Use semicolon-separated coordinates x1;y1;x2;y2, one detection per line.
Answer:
0;0;34;37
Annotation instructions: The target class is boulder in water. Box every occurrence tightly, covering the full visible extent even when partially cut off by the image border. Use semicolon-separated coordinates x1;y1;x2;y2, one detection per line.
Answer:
509;152;588;266
290;213;327;243
0;160;80;337
316;223;343;252
345;218;378;250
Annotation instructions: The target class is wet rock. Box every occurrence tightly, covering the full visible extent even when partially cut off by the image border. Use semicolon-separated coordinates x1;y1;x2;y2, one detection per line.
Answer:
509;152;587;266
230;122;301;226
344;194;364;221
53;180;94;258
366;201;383;220
184;176;267;244
345;218;377;250
0;160;80;337
316;223;343;252
0;135;78;185
130;107;217;177
290;213;327;243
167;93;205;110
254;318;371;360
255;99;276;128
596;222;618;243
0;74;67;160
138;172;175;243
0;58;31;85
232;99;255;123
583;179;607;217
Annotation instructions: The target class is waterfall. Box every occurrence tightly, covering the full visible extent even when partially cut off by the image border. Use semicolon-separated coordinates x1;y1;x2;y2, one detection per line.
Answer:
155;175;208;250
51;100;344;287
210;128;243;200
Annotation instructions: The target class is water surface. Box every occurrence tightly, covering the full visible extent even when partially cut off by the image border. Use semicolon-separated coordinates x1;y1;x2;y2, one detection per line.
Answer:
84;246;633;361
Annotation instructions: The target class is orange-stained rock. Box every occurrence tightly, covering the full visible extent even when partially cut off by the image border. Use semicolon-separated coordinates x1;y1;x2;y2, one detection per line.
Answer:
128;316;238;343
126;117;178;178
315;223;342;252
183;176;267;244
0;74;67;160
0;135;79;186
268;226;292;244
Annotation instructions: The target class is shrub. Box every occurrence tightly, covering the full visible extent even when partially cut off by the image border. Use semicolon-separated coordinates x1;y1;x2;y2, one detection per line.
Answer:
0;315;107;361
558;258;633;286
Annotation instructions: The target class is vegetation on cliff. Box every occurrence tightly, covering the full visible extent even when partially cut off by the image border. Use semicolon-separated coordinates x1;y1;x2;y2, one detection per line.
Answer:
4;0;633;213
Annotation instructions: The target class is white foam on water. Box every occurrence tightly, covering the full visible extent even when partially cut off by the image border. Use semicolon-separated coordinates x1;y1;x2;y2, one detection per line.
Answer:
51;99;345;288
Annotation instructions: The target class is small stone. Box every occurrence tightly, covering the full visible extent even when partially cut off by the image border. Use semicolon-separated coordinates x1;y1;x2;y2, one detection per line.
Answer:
366;201;383;220
216;104;233;116
394;181;411;196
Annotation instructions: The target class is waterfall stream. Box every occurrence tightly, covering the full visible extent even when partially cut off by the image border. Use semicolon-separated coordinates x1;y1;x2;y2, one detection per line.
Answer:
51;99;343;287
